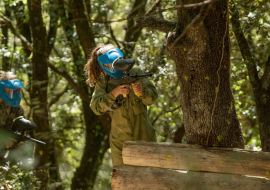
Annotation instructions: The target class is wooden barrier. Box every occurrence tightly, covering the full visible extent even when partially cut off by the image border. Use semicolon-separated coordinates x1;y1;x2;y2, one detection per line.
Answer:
111;165;270;190
112;142;270;189
122;141;270;178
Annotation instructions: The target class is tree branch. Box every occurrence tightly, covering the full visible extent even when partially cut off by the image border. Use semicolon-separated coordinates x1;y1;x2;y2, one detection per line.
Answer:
14;1;32;57
0;13;33;51
66;0;216;25
145;0;162;16
109;25;121;49
47;0;61;55
48;62;91;103
123;0;147;57
122;0;147;17
69;0;95;57
230;3;260;88
49;84;69;107
135;16;176;33
170;0;217;48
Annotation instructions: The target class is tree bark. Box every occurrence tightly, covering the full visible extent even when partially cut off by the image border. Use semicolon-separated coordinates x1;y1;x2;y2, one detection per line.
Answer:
137;0;244;148
47;0;60;55
231;3;270;152
28;0;61;188
1;3;11;71
15;0;32;57
173;125;185;143
69;0;95;55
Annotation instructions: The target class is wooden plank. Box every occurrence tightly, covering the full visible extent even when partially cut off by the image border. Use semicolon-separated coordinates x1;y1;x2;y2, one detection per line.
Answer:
111;165;270;190
122;141;270;178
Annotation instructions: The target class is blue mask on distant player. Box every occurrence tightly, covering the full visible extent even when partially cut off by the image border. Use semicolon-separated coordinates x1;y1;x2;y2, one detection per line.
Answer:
0;79;25;107
97;48;125;79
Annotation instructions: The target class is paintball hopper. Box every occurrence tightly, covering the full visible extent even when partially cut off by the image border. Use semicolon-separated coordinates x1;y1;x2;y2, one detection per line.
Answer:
13;116;37;131
113;58;135;72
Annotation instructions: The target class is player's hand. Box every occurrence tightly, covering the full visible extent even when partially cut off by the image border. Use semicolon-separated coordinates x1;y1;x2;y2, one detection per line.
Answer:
131;82;143;94
111;85;130;98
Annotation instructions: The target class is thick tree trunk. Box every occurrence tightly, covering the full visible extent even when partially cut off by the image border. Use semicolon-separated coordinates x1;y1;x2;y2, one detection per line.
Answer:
28;0;61;189
166;0;244;148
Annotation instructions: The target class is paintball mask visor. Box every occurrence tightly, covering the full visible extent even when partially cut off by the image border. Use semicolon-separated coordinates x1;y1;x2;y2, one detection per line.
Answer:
97;48;124;73
4;88;22;99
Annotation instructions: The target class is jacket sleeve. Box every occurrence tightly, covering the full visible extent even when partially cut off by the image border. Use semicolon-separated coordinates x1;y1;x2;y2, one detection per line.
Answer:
136;68;158;106
5;105;24;130
90;79;117;115
15;105;24;117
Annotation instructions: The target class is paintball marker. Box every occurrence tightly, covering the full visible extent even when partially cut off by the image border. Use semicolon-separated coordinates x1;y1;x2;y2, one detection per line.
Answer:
108;58;152;97
105;58;152;113
0;116;46;148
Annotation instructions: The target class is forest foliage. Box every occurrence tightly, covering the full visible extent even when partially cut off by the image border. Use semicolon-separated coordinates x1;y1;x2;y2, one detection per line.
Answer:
0;0;269;189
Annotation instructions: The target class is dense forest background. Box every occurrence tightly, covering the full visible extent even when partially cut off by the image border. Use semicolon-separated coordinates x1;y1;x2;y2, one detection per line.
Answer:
0;0;269;189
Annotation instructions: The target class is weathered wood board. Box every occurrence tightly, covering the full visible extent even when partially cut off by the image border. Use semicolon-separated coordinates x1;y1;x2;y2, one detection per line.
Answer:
122;141;270;178
111;165;270;190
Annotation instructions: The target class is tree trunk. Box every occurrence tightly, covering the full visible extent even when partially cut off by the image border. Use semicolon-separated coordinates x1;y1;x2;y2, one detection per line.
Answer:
231;3;270;152
165;0;244;148
1;3;10;71
123;0;146;57
28;0;61;188
69;0;95;54
173;125;185;143
71;101;109;189
15;0;32;57
61;1;111;188
255;97;270;151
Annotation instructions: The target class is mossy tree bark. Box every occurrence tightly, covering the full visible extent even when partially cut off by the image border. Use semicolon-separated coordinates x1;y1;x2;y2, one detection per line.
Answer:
27;0;50;188
136;0;244;148
27;0;61;189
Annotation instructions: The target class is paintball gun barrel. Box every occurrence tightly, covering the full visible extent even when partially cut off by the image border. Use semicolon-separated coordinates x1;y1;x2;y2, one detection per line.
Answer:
108;58;152;97
105;58;152;113
1;128;46;146
0;116;46;147
108;73;152;86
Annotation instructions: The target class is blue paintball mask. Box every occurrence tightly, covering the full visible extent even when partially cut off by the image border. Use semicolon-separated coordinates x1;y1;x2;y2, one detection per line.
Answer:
0;79;25;107
97;48;125;78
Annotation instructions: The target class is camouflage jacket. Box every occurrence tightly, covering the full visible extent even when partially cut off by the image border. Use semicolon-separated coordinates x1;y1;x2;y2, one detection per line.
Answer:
0;98;24;130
